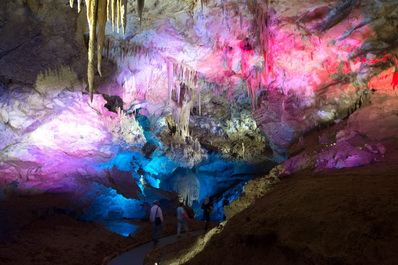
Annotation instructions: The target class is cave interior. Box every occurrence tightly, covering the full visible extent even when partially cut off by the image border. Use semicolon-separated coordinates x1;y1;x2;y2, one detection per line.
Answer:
0;0;398;264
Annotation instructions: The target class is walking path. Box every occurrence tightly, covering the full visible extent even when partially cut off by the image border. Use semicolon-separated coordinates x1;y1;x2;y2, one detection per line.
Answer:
108;230;204;265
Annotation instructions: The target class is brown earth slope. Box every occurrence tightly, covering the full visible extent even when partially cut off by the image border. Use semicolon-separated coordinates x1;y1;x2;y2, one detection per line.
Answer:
182;159;398;265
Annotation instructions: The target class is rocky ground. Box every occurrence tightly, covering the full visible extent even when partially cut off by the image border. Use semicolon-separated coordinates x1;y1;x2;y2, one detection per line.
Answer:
2;90;397;265
1;147;397;265
0;194;212;265
1;106;397;265
144;145;398;265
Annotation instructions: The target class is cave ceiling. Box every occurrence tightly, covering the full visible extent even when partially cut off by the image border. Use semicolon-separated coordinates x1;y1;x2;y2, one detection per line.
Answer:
0;0;398;224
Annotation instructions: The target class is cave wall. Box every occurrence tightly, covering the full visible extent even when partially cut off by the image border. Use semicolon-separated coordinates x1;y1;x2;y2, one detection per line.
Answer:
0;0;398;233
0;0;88;85
94;0;398;156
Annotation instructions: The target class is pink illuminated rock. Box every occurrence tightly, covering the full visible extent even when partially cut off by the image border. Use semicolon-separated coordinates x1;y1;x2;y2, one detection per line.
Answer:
316;141;374;170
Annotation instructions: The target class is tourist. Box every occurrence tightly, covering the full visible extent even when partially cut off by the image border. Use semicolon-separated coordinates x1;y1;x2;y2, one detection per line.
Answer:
201;197;213;231
177;202;189;238
149;200;163;243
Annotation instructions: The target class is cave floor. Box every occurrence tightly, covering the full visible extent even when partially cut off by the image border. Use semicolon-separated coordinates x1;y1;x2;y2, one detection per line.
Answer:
0;193;209;265
143;147;398;265
1;147;397;265
108;230;204;265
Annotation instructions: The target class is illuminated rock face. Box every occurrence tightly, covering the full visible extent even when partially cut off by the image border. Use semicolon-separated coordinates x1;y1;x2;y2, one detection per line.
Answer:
1;0;398;233
97;0;398;155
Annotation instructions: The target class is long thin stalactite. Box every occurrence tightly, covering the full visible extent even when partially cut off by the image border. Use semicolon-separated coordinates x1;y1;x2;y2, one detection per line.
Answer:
86;0;98;102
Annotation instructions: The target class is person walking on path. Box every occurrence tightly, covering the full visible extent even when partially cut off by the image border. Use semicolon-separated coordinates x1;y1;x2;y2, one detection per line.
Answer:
222;195;230;221
177;202;189;238
149;200;163;243
201;197;213;231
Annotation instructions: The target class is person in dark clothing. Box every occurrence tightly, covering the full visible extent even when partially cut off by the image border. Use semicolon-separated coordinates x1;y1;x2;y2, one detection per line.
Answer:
202;197;213;231
222;196;230;221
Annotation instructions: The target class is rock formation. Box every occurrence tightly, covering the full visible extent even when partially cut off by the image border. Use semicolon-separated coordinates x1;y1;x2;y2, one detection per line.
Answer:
0;0;398;263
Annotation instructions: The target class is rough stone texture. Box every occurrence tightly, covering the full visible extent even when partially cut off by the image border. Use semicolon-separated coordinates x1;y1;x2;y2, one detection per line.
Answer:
347;92;398;142
225;87;398;219
1;0;398;158
0;0;87;85
169;159;398;265
0;0;398;263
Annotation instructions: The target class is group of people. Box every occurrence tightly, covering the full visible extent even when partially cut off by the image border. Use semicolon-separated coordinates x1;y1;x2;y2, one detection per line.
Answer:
149;200;191;243
150;196;228;243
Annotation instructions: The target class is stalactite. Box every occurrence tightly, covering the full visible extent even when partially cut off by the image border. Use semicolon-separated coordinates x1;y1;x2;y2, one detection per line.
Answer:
239;13;243;30
97;0;107;77
122;0;127;35
138;46;143;59
112;0;117;31
245;0;274;103
146;70;151;91
198;82;202;116
177;81;181;104
117;0;122;33
186;68;190;85
137;0;145;25
173;62;177;79
107;0;111;20
85;0;98;102
167;60;173;102
246;77;252;104
71;0;131;101
78;0;83;12
264;0;270;86
115;0;119;31
183;66;186;82
176;64;180;81
251;76;256;108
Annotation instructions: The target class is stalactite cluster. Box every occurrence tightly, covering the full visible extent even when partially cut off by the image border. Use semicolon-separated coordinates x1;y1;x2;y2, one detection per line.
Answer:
103;37;162;61
192;0;210;11
167;60;201;139
70;0;130;101
244;0;274;109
